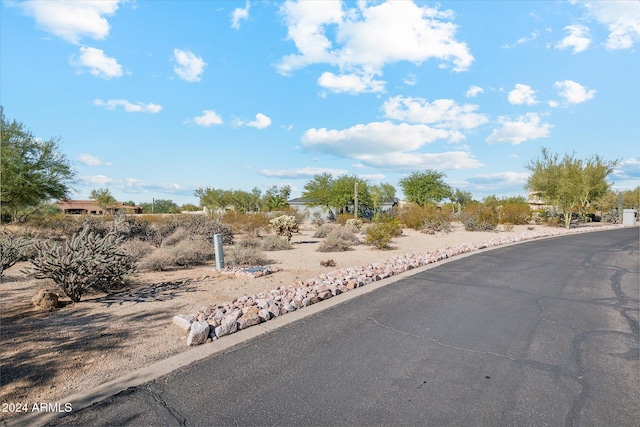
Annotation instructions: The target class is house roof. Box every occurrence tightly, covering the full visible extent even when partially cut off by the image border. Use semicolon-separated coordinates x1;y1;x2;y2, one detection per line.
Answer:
55;200;141;211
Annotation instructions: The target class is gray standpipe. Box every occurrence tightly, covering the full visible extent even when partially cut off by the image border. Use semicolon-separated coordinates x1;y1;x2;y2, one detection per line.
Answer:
214;234;224;270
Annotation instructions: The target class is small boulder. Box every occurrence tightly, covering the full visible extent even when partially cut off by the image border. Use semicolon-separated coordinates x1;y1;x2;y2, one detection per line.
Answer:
187;321;210;346
32;289;58;310
173;314;195;331
215;316;239;338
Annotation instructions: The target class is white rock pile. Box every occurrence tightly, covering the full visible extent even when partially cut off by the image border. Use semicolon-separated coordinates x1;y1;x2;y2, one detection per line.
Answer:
174;225;626;345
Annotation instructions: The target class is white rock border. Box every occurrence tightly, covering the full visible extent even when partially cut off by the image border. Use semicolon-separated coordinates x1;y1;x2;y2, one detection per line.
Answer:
176;225;630;345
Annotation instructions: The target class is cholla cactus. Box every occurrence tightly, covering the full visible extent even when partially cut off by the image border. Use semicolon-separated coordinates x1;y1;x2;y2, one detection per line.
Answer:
269;215;298;241
0;232;31;276
345;218;363;230
29;225;135;302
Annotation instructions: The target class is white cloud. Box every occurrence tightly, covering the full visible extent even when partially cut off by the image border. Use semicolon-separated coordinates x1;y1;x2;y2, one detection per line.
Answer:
358;173;386;181
508;84;538;105
486;113;552;145
612;158;640;180
582;1;640;50
186;110;224;127
554;80;596;104
247;113;272;129
278;0;473;93
466;85;484;98
93;99;162;113
467;172;529;186
403;74;417;86
70;47;123;79
555;24;591;53
301;121;482;170
17;0;120;44
80;174;114;185
317;72;385;94
382;96;488;134
231;1;250;29
260;167;348;179
173;49;206;82
78;154;112;166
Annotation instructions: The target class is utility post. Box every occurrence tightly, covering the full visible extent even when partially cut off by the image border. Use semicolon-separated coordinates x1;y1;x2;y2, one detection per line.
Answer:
354;181;359;219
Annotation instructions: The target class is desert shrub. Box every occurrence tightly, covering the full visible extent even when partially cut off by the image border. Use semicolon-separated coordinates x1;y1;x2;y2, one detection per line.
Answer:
499;201;531;225
162;228;190;247
336;213;354;225
28;225;135;302
422;210;453;234
394;203;440;230
311;212;324;226
0;232;32;276
269;215;298;241
270;207;306;226
462;202;498;231
317;234;352;252
179;216;234;245
222;211;270;236
317;226;361;252
236;236;262;249
313;224;336;238
226;245;271;266
345;218;363;230
122;239;156;262
138;237;215;271
261;235;293;251
365;220;402;249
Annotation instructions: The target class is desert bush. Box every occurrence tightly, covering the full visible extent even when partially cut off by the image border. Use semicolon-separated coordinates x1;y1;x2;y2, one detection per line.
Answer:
162;228;190;247
28;225;136;302
498;201;531;225
236;236;262;249
317;226;361;252
462;202;498;231
222;211;270;236
313;224;336;238
365;220;402;249
336;213;354;225
394;203;438;229
122;239;156;262
345;218;363;230
269;215;298;241
138;237;215;271
311;212;324;226
226;245;271;266
422;210;453;234
180;216;234;245
261;235;293;251
0;232;32;276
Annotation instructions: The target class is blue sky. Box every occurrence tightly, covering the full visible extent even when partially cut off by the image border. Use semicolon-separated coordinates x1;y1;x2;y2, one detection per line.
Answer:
2;0;639;206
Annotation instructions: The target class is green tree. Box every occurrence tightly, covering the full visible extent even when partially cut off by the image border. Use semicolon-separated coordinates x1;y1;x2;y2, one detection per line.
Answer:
302;174;373;217
526;148;618;228
450;188;474;213
89;188;117;213
370;183;396;213
1;109;75;222
180;203;200;212
139;199;180;214
398;170;452;206
195;187;231;212
301;173;335;210
262;185;291;211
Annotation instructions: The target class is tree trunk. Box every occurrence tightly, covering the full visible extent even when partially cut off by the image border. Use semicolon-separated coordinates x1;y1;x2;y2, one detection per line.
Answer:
563;212;572;229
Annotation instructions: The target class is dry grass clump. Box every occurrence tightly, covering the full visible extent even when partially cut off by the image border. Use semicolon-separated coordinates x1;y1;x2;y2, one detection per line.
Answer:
317;226;361;252
138;238;215;271
122;239;156;262
260;235;292;251
313;224;336;238
226;245;271;266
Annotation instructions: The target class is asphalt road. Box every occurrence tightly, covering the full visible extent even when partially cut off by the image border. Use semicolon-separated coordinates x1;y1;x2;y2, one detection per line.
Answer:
50;227;639;426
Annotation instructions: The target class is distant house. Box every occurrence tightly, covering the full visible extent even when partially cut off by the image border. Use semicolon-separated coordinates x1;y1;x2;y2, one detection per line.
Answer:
288;197;399;222
55;200;143;215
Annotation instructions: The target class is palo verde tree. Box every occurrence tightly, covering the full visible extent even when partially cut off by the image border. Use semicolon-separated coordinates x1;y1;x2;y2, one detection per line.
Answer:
370;183;397;213
0;109;75;222
399;169;452;206
302;173;372;217
262;185;291;211
90;188;117;213
525;148;618;228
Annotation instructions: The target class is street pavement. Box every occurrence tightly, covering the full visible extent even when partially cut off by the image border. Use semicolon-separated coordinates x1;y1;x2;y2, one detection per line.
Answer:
49;227;639;426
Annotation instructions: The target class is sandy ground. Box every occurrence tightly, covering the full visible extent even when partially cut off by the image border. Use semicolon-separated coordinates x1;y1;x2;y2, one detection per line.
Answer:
0;222;577;419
